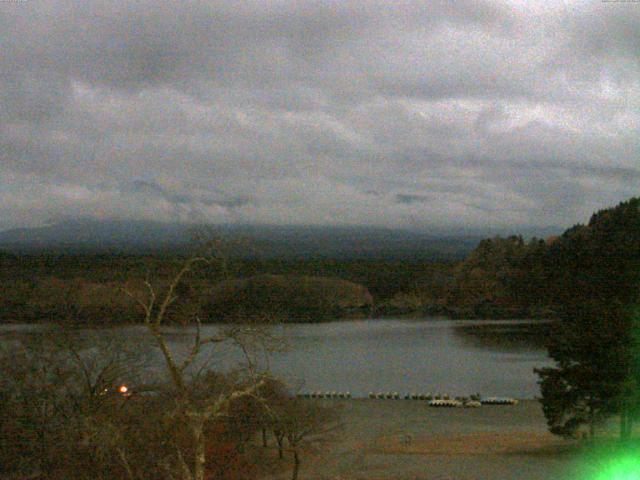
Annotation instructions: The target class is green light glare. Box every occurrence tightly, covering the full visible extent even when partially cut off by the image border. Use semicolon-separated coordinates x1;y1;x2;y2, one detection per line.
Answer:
593;456;640;480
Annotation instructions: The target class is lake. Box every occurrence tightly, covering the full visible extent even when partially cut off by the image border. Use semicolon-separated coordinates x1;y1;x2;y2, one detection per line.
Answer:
262;319;551;398
1;318;552;399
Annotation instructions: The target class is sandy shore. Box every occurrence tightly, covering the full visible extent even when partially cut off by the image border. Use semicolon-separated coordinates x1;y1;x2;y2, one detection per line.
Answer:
264;399;590;480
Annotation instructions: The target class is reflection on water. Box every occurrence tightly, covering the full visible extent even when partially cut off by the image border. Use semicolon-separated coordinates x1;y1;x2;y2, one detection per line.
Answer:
452;320;553;352
0;318;552;399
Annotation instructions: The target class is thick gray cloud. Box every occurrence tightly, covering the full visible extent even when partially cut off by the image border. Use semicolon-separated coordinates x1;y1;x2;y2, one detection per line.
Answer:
0;0;638;232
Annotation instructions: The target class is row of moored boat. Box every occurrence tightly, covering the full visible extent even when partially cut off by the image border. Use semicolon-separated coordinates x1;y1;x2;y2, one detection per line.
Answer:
296;391;518;406
298;391;352;399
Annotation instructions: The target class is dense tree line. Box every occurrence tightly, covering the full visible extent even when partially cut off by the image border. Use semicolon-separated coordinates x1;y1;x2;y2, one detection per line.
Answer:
204;274;373;322
0;254;457;324
535;197;640;440
443;197;640;439
444;234;553;318
0;245;545;323
1;197;638;327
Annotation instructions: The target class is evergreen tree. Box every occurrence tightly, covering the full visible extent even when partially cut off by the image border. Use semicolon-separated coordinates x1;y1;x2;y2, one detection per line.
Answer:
535;198;640;439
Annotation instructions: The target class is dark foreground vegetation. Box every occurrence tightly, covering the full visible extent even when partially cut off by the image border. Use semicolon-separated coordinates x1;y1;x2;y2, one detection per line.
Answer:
0;329;339;480
535;197;640;441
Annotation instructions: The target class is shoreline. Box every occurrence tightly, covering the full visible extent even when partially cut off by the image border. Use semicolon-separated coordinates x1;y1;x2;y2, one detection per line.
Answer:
263;398;591;480
0;315;556;326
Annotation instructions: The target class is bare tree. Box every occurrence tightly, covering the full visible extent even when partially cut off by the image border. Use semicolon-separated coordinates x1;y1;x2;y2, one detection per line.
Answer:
123;240;281;480
0;333;71;476
0;239;285;480
271;398;341;480
0;327;148;479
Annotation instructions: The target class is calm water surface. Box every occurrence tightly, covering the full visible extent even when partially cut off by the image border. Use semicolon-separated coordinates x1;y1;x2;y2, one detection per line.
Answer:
267;319;551;398
1;318;552;398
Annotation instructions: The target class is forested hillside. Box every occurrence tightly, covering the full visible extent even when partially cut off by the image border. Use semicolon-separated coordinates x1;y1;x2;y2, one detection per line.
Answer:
446;197;640;318
1;197;638;324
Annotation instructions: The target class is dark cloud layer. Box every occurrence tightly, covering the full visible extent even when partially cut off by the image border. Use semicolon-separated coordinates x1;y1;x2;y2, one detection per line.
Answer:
1;1;638;232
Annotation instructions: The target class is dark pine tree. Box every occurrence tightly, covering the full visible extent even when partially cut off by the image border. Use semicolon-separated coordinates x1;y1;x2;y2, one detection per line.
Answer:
535;197;640;439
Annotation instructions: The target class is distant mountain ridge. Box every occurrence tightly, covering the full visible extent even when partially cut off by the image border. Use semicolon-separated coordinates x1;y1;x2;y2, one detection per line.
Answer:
0;219;560;260
0;220;188;254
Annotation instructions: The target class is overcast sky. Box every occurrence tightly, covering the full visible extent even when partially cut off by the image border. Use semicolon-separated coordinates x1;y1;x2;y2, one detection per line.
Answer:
1;0;638;233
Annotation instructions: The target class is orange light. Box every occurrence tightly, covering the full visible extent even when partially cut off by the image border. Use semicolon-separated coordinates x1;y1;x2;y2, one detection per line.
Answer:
119;385;128;394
